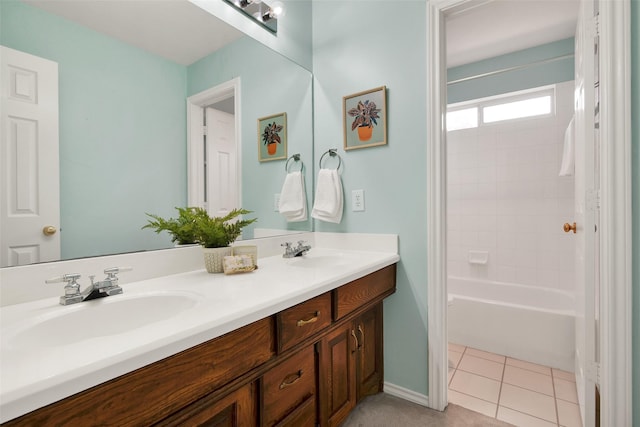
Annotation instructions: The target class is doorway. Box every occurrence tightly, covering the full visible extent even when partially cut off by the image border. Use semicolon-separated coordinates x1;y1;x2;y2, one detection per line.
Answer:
186;78;242;216
425;1;632;426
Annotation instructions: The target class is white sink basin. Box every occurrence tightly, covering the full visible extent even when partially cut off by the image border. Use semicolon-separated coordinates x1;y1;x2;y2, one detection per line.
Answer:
7;293;200;349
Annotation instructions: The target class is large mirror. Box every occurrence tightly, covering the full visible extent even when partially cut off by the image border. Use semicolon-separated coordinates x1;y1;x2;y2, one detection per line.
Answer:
0;0;313;267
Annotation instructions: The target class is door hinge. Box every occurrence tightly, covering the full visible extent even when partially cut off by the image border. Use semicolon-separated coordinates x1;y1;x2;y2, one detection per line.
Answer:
586;189;600;211
587;14;599;38
203;125;207;136
586;360;600;384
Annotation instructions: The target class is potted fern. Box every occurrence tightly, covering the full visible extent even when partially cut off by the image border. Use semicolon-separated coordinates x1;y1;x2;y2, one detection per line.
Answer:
142;207;200;245
193;207;257;273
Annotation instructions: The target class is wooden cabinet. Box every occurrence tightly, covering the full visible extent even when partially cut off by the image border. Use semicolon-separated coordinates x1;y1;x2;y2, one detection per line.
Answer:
317;304;384;427
261;345;316;426
277;292;332;353
3;317;275;427
3;264;396;427
157;382;258;427
355;304;384;400
317;322;357;427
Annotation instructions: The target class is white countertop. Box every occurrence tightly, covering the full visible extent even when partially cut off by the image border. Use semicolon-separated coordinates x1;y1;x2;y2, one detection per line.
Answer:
0;247;399;423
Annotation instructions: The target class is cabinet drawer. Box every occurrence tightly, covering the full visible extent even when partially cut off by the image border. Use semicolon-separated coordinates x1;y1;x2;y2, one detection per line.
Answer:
277;292;331;352
262;345;316;426
274;396;315;427
333;264;396;320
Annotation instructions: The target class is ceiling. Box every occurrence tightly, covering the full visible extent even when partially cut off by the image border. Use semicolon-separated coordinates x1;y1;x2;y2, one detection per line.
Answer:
446;0;580;68
23;0;244;66
24;0;579;69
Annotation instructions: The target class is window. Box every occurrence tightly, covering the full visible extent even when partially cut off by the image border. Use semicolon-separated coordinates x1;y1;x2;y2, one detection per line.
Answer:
483;95;552;123
446;86;555;131
446;107;478;131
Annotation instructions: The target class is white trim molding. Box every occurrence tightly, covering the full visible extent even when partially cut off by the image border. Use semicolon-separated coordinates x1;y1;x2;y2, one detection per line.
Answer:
426;0;459;412
384;382;430;407
597;0;633;425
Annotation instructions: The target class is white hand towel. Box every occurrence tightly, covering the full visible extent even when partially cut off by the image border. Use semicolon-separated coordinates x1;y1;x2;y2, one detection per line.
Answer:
278;172;308;222
311;169;343;223
559;116;575;176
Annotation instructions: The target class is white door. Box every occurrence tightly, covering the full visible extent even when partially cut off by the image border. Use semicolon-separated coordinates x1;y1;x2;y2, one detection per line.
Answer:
573;1;598;425
0;46;60;267
205;107;238;217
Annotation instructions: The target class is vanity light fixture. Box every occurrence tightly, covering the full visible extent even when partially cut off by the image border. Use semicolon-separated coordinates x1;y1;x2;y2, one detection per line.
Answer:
224;0;280;33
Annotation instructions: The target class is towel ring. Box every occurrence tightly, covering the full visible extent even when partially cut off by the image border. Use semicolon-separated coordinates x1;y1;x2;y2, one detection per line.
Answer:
285;154;304;172
319;149;342;171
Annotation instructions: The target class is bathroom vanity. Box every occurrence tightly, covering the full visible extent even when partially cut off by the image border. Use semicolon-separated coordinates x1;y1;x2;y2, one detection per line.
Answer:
0;240;398;427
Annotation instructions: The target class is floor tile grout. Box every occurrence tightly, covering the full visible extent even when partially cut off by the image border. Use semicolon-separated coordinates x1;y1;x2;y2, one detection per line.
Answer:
495;352;506;419
448;344;581;427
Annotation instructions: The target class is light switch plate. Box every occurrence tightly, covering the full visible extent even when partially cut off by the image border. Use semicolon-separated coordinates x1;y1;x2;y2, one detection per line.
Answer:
352;189;365;211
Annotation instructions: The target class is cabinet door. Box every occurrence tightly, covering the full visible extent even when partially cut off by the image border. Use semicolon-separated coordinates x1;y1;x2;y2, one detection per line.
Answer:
317;322;357;427
356;304;384;400
156;382;257;427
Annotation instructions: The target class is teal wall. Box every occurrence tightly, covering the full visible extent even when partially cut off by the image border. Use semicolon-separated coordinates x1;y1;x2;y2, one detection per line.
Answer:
0;1;187;259
632;0;639;425
312;1;429;395
448;38;575;103
187;37;313;237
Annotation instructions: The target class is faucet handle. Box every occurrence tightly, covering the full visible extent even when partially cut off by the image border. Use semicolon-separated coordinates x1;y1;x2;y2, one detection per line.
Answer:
281;242;292;248
45;273;81;285
103;266;133;279
46;274;82;302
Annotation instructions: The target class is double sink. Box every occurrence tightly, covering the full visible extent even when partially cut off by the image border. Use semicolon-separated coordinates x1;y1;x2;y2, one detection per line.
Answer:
0;248;399;423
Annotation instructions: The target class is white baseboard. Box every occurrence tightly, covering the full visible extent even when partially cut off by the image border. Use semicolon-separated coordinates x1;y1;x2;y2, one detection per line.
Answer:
383;382;430;407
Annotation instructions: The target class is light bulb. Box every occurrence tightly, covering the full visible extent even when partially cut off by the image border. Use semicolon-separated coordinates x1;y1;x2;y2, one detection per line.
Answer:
269;1;285;17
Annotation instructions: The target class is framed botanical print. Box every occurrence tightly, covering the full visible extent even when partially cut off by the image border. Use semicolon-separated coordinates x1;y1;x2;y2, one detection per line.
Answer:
258;112;287;162
343;86;387;150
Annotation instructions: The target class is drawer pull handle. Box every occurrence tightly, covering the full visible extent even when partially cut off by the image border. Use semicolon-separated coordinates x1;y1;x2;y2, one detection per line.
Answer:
351;329;359;353
279;370;304;389
297;311;320;327
358;324;364;350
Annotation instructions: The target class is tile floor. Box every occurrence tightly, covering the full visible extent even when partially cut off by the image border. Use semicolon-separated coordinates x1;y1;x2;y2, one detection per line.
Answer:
448;343;583;427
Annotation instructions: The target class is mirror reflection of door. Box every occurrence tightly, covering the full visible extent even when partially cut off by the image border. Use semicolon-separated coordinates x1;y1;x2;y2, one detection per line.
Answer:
0;46;60;267
186;79;241;218
205;103;238;217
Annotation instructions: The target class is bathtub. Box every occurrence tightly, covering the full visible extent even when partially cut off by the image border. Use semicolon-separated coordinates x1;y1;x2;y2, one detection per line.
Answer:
448;276;576;372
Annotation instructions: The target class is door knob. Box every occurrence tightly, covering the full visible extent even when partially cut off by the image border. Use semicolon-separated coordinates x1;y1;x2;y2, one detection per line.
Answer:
563;222;577;234
43;225;57;236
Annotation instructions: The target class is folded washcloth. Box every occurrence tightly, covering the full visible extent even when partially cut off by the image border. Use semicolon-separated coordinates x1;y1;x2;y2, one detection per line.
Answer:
311;169;343;223
278;171;307;222
559;116;575;176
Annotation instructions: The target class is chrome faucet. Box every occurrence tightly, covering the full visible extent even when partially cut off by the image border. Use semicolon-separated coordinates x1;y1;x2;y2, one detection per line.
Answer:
46;267;132;306
281;241;311;258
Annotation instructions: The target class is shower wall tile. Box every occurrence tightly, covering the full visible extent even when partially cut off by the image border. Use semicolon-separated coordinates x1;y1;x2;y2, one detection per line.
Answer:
447;81;575;293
